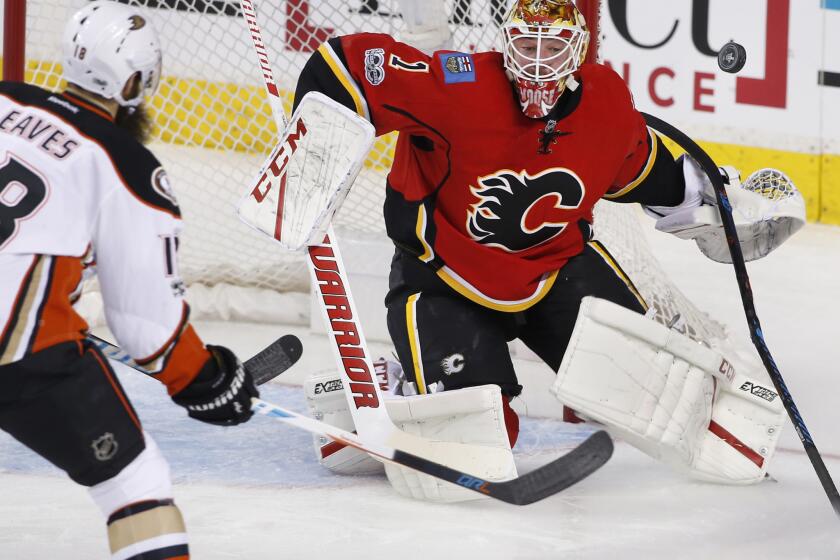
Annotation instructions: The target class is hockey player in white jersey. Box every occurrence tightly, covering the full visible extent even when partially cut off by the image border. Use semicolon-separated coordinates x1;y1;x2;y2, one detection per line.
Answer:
0;2;258;558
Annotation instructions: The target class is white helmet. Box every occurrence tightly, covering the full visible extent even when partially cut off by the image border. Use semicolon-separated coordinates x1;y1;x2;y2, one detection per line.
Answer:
62;1;162;108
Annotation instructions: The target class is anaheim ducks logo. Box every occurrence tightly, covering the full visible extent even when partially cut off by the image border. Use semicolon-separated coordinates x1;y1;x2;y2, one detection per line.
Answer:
128;15;146;30
466;168;585;252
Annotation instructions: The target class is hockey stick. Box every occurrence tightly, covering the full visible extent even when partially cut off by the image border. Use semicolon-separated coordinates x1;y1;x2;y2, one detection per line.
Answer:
238;0;397;438
94;333;614;504
88;333;303;387
643;112;840;519
252;398;613;505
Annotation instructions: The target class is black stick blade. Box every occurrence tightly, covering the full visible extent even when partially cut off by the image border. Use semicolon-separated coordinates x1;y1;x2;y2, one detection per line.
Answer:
492;430;614;505
246;334;303;385
392;430;613;506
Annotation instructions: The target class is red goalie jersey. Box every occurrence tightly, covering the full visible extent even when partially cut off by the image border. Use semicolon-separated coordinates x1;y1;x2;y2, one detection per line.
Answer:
295;34;681;311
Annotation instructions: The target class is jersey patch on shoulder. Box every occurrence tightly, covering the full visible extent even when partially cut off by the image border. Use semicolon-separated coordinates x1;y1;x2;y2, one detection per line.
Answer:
364;48;386;86
151;167;178;207
439;53;476;84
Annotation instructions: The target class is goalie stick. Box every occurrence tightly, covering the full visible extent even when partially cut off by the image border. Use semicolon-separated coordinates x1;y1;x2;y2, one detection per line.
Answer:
88;333;303;386
237;0;396;440
643;112;840;520
94;334;614;505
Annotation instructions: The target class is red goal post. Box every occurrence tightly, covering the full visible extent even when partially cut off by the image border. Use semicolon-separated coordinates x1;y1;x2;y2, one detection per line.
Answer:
3;0;26;82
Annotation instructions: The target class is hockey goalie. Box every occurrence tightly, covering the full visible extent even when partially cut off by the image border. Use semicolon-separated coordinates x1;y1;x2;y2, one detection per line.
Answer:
246;0;804;502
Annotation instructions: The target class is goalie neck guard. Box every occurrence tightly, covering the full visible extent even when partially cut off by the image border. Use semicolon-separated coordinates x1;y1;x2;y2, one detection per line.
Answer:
501;0;589;118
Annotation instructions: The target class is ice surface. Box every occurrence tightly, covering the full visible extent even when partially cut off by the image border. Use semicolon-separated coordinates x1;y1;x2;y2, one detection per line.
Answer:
1;222;839;559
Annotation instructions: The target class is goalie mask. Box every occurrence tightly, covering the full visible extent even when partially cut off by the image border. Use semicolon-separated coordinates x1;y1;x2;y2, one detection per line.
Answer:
62;1;162;108
501;0;589;118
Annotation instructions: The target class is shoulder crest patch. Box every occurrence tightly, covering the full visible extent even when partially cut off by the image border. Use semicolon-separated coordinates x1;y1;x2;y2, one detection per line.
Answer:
151;167;178;207
439;53;476;84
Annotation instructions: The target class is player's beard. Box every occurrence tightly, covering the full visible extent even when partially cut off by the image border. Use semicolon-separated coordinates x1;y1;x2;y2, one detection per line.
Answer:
115;104;154;145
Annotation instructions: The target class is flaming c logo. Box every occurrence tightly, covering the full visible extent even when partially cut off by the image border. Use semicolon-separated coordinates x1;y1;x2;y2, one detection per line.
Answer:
466;168;584;253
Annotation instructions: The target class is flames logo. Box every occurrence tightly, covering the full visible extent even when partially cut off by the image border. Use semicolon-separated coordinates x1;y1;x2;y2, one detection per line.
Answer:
466;168;584;253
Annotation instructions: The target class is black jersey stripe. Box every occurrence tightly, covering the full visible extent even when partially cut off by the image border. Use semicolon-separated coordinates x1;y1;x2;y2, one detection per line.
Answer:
588;240;648;310
294;37;368;121
0;82;180;218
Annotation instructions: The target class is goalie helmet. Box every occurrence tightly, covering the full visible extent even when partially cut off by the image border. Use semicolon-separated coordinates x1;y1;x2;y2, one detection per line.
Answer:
501;0;589;118
62;1;162;108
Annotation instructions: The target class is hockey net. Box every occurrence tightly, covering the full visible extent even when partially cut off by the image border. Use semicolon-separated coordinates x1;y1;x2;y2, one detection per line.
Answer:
4;0;735;350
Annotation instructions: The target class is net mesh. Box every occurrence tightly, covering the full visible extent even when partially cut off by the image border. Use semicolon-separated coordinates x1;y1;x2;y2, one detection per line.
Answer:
15;0;735;347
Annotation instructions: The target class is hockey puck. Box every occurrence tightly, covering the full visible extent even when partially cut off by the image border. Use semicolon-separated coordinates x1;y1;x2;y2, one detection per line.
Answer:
718;41;747;74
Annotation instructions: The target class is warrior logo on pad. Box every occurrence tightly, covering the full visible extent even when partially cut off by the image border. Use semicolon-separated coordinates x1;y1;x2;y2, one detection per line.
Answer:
467;168;584;253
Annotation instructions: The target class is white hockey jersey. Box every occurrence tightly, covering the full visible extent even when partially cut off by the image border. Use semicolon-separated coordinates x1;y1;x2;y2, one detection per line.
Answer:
0;82;209;394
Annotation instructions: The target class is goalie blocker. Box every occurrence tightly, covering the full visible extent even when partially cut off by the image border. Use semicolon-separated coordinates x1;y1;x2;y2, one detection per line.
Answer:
236;91;375;251
553;297;785;484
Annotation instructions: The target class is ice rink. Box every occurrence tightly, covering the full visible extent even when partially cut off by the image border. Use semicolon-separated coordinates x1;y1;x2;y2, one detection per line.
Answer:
1;221;839;559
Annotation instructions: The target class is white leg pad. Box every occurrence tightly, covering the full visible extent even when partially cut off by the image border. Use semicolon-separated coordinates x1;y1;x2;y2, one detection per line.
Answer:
383;384;517;503
304;373;384;475
552;297;784;484
88;432;173;517
693;372;785;483
306;374;516;501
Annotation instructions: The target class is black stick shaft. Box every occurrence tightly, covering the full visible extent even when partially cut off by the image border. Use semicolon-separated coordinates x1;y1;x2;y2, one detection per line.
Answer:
642;112;840;519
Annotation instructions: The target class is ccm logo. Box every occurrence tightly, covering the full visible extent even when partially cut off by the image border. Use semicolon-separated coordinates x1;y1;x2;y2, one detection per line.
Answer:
718;359;735;382
251;118;308;203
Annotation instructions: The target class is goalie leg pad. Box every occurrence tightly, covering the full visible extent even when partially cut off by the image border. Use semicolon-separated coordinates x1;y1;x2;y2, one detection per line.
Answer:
552;297;784;484
304;372;384;476
693;372;785;484
383;384;518;503
306;374;518;501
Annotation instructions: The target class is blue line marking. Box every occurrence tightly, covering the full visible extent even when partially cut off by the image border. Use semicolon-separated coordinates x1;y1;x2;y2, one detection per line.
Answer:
824;0;840;11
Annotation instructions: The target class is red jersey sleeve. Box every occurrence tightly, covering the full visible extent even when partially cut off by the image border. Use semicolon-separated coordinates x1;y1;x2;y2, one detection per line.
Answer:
296;33;451;137
600;71;658;200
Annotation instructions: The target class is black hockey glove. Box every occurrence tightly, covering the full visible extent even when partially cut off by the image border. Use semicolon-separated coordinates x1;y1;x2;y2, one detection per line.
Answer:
172;345;259;426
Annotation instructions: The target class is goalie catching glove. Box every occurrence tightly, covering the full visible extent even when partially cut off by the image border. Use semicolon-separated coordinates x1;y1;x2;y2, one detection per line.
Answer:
645;155;805;263
172;345;259;426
